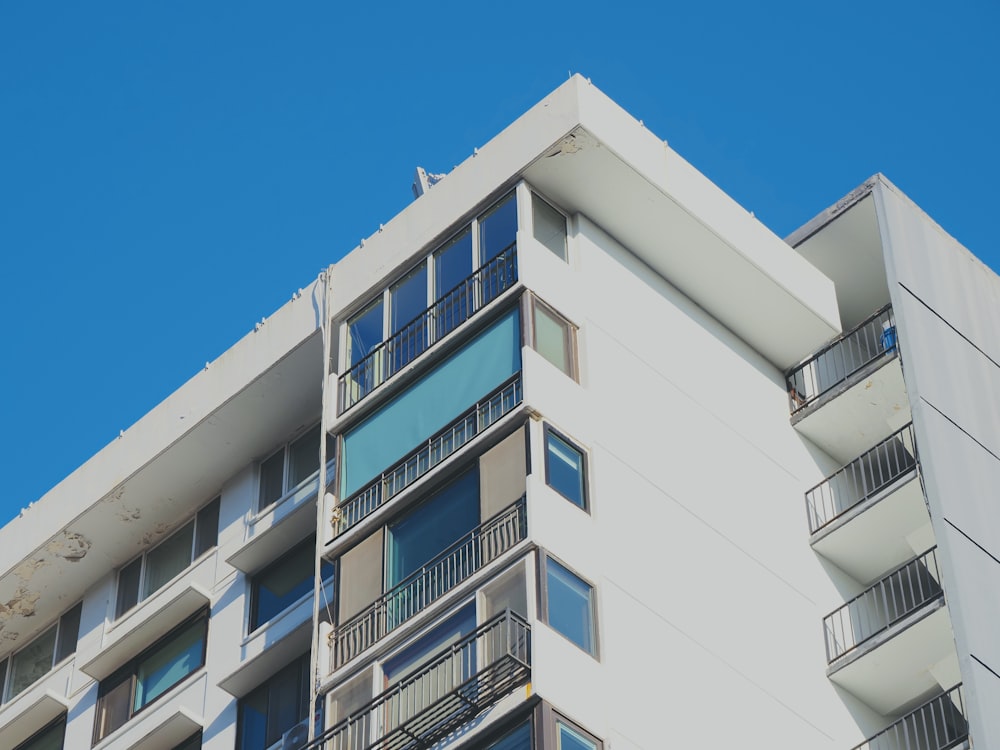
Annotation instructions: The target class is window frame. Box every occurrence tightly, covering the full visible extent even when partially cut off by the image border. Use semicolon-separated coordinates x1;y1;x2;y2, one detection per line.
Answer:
13;715;66;750
236;652;311;750
248;536;333;634
114;497;220;619
530;191;569;262
0;602;82;704
542;706;603;750
93;609;209;744
537;552;599;659
256;424;336;513
525;295;578;381
543;425;588;512
340;189;519;376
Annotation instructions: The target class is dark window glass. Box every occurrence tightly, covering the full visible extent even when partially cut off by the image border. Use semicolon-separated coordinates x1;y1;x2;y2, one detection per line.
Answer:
55;603;82;663
0;658;7;702
348;299;384;367
545;431;586;509
435;230;473;298
251;539;332;632
14;716;66;750
116;557;142;618
171;731;202;750
545;558;596;656
391;263;428;333
94;612;208;742
237;654;310;750
258;449;286;511
382;604;475;684
194;498;221;558
479;193;518;264
288;425;320;489
386;468;480;587
487;719;532;750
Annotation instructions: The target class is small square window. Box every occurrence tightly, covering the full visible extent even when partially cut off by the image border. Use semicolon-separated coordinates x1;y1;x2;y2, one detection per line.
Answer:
540;555;597;657
544;428;587;510
529;297;577;380
532;193;568;261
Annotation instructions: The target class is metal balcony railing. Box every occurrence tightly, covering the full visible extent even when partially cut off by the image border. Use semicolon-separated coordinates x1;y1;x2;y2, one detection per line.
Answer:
806;423;918;534
852;684;968;750
332;374;523;538
824;547;943;663
332;497;527;669
311;610;530;750
339;244;518;413
787;304;896;413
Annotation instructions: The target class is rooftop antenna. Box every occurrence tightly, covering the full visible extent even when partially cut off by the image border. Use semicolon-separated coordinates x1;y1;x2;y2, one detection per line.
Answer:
412;166;446;199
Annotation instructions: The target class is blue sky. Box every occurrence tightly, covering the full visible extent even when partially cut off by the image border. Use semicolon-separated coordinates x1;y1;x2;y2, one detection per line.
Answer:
2;2;997;522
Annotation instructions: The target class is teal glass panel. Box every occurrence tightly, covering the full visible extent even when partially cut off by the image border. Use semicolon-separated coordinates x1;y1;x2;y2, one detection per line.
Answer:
386;468;479;587
134;617;205;710
342;309;520;496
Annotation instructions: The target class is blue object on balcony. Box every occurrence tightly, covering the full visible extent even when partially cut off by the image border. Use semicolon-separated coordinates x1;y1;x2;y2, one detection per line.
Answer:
881;323;897;353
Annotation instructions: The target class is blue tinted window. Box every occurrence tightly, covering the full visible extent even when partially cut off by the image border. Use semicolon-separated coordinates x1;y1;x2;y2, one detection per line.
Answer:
488;720;532;749
349;299;384;367
558;722;598;750
251;540;332;631
479;193;518;264
386;468;479;587
546;432;585;509
546;558;595;655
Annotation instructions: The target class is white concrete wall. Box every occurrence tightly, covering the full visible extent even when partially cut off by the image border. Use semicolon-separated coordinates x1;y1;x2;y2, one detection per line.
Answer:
517;211;876;746
877;178;1000;748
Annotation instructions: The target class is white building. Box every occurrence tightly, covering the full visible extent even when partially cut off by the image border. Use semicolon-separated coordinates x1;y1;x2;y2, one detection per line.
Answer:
0;76;995;750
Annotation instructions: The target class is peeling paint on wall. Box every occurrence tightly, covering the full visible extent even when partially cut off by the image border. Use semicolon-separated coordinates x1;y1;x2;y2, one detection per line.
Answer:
46;531;92;562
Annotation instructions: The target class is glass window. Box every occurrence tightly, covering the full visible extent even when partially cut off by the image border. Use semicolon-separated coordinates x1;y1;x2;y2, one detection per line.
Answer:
171;732;202;750
259;427;336;512
116;498;220;618
2;603;82;703
142;521;194;599
8;626;57;698
532;194;568;261
545;430;586;510
237;653;310;750
133;616;206;710
386;468;480;587
94;611;208;742
479;193;518;265
250;538;333;632
14;716;65;750
348;298;384;368
543;557;596;656
557;721;599;750
531;298;576;379
389;263;430;372
486;719;532;750
434;230;474;339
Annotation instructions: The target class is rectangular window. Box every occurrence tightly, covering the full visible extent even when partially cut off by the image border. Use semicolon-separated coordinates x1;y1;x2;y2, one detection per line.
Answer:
484;719;532;750
116;497;220;618
341;189;518;399
544;428;587;511
94;611;208;743
14;716;66;750
258;426;336;512
540;555;597;657
237;653;310;750
557;721;600;750
529;297;577;380
532;193;568;261
1;603;82;703
249;537;333;632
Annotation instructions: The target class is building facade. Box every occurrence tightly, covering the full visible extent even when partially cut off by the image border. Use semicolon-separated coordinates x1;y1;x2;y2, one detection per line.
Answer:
0;77;996;750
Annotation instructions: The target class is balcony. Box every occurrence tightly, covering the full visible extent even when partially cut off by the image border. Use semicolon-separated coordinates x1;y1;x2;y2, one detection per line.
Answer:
853;685;968;750
808;424;931;582
340;245;518;413
787;305;909;462
825;548;958;714
311;610;530;750
333;375;522;540
332;497;527;670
